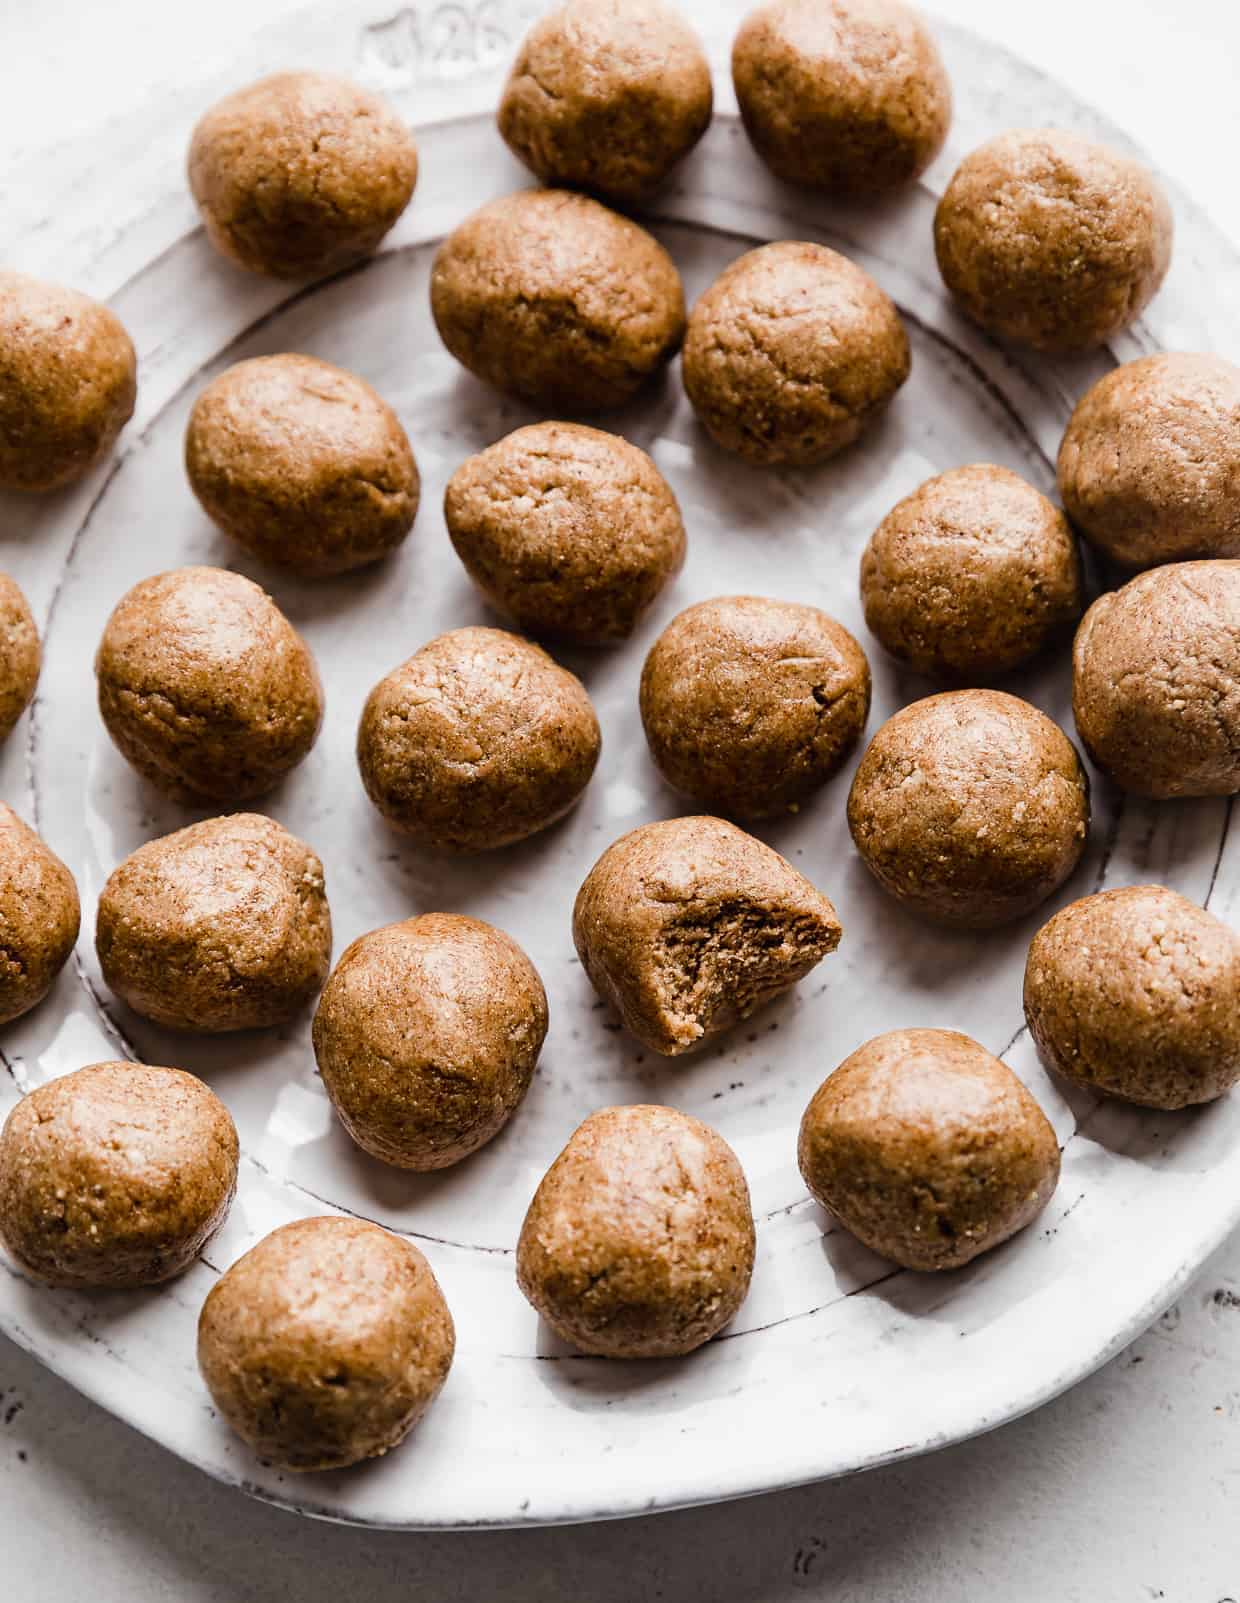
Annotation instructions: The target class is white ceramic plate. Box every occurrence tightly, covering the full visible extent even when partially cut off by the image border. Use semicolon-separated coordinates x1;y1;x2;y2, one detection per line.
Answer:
2;0;1239;1531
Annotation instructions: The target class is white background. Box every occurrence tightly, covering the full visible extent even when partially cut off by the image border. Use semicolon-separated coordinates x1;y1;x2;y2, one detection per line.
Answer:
3;1;1240;1597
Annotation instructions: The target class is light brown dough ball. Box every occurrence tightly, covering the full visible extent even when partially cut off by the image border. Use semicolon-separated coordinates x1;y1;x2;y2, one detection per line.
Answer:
847;691;1090;929
197;1217;454;1471
639;595;871;819
444;422;685;644
188;72;418;279
0;805;80;1025
499;0;712;205
1058;353;1240;569
96;813;331;1033
682;241;909;466
312;914;548;1170
357;626;600;850
732;0;951;197
430;189;685;413
0;271;136;492
95;566;324;804
0;574;40;741
573;814;842;1056
516;1104;755;1356
860;464;1082;681
0;1062;238;1288
1072;561;1240;799
185;355;419;577
934;128;1173;354
798;1028;1059;1271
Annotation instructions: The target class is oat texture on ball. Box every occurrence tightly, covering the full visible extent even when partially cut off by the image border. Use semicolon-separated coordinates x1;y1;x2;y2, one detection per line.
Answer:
0;573;40;742
0;804;80;1026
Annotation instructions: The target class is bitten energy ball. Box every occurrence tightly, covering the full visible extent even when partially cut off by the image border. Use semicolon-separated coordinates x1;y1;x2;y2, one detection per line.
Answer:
1025;885;1240;1110
934;128;1173;354
0;1062;238;1288
1058;353;1240;568
198;1217;454;1471
1073;561;1240;799
640;595;871;819
860;464;1082;681
96;566;324;804
96;813;332;1033
517;1104;755;1357
848;691;1089;929
185;354;419;577
430;189;685;413
358;626;600;850
499;0;712;205
0;271;136;492
682;242;909;466
573;814;842;1056
0;805;80;1026
188;71;418;279
444;422;686;644
313;914;548;1170
0;573;40;742
798;1028;1060;1271
733;0;951;197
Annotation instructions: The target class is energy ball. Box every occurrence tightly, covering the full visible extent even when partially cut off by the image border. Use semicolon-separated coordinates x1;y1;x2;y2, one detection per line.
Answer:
357;626;600;850
96;813;332;1033
1025;885;1240;1110
733;0;951;197
1058;353;1240;569
1073;561;1240;799
198;1217;454;1471
934;128;1173;355
682;241;909;467
96;566;324;804
516;1104;755;1357
498;0;713;205
0;573;40;741
798;1028;1060;1271
185;354;419;577
188;72;418;279
848;690;1089;929
444;422;686;644
0;1061;238;1288
639;595;871;819
0;805;80;1025
0;271;136;492
573;814;842;1056
430;189;685;413
312;913;548;1170
859;464;1083;681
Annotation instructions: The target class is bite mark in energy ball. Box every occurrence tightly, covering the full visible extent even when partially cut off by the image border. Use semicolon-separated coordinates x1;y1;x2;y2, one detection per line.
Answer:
516;1104;756;1357
197;1216;455;1472
573;814;842;1057
0;573;40;742
0;805;80;1026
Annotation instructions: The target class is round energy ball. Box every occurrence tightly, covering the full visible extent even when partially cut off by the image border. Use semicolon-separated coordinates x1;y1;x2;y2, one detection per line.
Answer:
516;1104;755;1357
639;595;871;818
682;241;909;466
0;805;80;1026
96;813;332;1033
1024;885;1240;1110
1072;560;1240;799
859;464;1083;681
498;0;713;205
444;422;686;644
732;0;952;197
430;189;685;413
358;626;600;850
0;1062;238;1288
0;573;40;742
1058;353;1240;568
0;270;136;492
188;71;418;279
313;913;548;1170
95;566;324;804
798;1028;1060;1271
185;354;419;577
197;1217;455;1471
847;690;1090;929
934;128;1173;354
